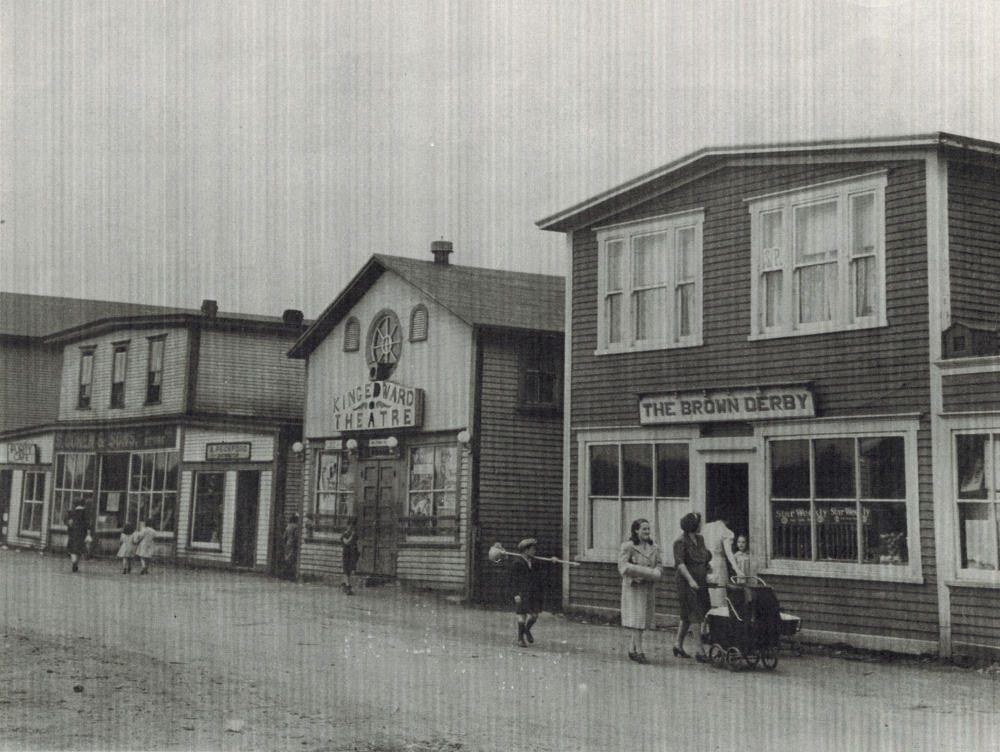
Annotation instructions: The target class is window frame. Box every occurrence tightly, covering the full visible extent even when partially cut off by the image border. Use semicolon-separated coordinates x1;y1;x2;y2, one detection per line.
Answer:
403;443;459;541
126;450;179;536
51;453;97;529
948;423;1000;586
761;417;921;583
308;448;354;540
145;336;165;405
190;471;225;549
109;342;129;409
19;471;46;536
595;209;705;355
747;172;889;340
78;348;95;410
517;333;563;413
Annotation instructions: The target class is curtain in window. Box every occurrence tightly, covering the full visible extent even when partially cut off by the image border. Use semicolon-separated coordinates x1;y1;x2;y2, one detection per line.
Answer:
795;202;838;324
632;232;667;342
605;241;623;344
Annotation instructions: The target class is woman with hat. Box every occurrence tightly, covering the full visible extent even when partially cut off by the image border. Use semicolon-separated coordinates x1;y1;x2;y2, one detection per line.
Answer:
65;502;90;573
510;538;544;647
673;512;712;662
618;519;663;663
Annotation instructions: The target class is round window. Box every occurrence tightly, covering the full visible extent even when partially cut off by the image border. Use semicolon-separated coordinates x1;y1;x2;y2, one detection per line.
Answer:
367;310;402;378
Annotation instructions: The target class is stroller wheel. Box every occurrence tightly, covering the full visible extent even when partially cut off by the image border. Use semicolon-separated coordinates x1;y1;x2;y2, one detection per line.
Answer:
761;647;779;670
709;644;725;669
725;647;743;671
745;649;761;668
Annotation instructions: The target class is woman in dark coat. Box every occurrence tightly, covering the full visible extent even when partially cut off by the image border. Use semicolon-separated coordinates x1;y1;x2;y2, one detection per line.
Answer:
65;503;90;573
510;538;545;647
673;512;712;662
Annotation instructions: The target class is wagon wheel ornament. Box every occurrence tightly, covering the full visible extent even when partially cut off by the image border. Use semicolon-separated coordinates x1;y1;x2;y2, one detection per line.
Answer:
371;315;402;364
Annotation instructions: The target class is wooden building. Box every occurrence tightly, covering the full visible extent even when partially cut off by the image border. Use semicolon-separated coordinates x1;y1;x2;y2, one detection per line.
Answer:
538;132;1000;658
288;243;564;604
0;297;306;574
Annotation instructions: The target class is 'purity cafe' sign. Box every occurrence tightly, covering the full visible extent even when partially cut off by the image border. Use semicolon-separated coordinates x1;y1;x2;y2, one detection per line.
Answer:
639;385;814;425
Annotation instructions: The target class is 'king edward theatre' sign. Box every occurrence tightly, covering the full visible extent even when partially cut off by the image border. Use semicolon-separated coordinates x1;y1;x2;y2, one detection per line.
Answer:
329;381;424;431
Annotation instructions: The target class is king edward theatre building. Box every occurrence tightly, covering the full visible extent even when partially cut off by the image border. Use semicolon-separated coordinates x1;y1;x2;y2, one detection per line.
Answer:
539;132;1000;660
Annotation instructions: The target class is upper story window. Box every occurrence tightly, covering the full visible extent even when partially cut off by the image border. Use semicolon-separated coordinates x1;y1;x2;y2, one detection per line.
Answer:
748;172;887;339
78;348;95;410
596;210;704;354
146;336;165;405
344;318;360;352
110;343;128;408
519;334;562;412
409;305;428;342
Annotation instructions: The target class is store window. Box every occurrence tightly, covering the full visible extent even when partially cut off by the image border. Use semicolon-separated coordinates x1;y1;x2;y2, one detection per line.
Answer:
52;453;97;527
595;210;704;353
146;337;165;404
585;441;690;556
954;433;1000;574
127;451;178;533
78;349;94;409
191;472;225;546
20;471;45;535
110;343;128;408
519;334;562;412
748;172;887;339
311;450;354;539
769;435;908;566
405;445;457;537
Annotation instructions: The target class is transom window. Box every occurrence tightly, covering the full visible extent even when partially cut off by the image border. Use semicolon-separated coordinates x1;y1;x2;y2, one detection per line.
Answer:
769;436;908;566
585;441;690;555
954;433;1000;574
20;471;46;535
596;210;704;353
405;445;457;537
311;450;354;539
748;173;887;339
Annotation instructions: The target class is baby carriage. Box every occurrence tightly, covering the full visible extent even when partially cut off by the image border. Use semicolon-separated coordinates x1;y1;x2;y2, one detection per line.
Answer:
705;576;801;671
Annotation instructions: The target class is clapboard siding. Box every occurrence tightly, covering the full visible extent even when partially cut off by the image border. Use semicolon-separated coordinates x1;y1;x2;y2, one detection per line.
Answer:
195;330;304;419
0;342;61;433
949;163;1000;327
952;588;1000;648
943;372;1000;412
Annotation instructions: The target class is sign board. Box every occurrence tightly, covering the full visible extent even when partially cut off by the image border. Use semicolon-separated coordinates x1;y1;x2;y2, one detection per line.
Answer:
3;443;38;464
323;439;343;451
206;442;252;461
639;385;814;425
55;425;177;453
329;381;424;432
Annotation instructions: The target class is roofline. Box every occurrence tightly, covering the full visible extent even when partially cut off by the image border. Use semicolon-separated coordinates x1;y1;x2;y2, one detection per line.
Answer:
43;312;306;346
536;131;999;232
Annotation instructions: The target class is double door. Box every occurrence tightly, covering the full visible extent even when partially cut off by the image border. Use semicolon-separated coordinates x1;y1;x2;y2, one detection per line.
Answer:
356;459;399;577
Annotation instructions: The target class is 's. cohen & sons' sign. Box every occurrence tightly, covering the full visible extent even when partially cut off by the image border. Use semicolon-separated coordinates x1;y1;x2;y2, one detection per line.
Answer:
329;381;424;431
639;386;814;424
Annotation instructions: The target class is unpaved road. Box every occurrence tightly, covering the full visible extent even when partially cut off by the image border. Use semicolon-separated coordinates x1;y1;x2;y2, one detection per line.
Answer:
1;549;998;751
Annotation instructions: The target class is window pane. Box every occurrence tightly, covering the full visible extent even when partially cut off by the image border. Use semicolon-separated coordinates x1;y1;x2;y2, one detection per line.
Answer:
851;193;875;255
852;256;875;318
656;499;687;551
632;232;667;286
795;201;838;264
862;501;908;564
858;437;905;499
814;439;855;498
761;211;782;256
816;502;858;561
958;502;998;570
797;263;837;324
656;443;689;497
957;434;988;499
676;283;694;339
606;240;623;292
318;452;342;492
764;270;783;328
591;498;618;550
621;444;653;496
589;445;618;496
622;500;653;541
409;448;434;491
772;501;811;559
435;447;457;489
677;227;696;281
634;287;666;341
771;440;810;498
606;294;622;344
161;493;176;533
192;473;224;544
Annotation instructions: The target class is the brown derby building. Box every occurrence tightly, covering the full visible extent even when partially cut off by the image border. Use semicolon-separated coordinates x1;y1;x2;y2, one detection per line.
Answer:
288;244;564;605
539;133;1000;659
0;297;307;574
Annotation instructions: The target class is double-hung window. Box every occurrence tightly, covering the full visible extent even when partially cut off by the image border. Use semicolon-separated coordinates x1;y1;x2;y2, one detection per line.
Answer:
748;172;887;339
110;343;128;408
311;450;354;539
519;334;562;412
146;337;165;404
596;210;704;353
78;349;94;409
954;432;1000;577
20;471;46;535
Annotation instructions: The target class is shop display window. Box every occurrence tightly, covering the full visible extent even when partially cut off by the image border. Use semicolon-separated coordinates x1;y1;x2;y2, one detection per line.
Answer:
404;445;457;537
585;441;690;555
191;472;225;546
19;471;45;535
51;453;96;527
126;451;178;533
955;433;1000;573
310;450;354;539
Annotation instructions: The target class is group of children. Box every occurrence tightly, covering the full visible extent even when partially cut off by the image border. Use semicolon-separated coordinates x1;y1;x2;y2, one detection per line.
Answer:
116;518;158;574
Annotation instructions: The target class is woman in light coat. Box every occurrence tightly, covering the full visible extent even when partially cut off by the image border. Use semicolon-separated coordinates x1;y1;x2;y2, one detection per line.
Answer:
618;519;662;663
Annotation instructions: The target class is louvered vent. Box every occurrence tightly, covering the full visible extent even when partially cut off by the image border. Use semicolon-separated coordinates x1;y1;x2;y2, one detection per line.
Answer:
410;305;428;342
344;318;360;351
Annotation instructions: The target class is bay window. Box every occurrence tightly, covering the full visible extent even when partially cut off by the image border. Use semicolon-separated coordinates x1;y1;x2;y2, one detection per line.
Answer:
748;172;887;339
596;210;704;353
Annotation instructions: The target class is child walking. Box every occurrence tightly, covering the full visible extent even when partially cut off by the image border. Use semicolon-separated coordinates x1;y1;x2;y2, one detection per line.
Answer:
510;538;545;647
117;522;138;574
133;517;157;575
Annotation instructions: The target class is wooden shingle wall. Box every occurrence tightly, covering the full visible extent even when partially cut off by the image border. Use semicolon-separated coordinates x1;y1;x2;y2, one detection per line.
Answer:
0;342;60;433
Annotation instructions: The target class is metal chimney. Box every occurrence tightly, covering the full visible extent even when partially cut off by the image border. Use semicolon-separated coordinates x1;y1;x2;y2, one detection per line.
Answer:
431;240;453;265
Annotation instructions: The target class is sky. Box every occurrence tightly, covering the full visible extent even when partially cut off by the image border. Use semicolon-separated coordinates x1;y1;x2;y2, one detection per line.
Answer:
2;0;999;318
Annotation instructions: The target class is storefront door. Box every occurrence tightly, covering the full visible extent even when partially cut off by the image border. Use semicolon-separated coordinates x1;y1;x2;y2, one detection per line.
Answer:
0;470;11;542
357;460;398;577
232;471;260;568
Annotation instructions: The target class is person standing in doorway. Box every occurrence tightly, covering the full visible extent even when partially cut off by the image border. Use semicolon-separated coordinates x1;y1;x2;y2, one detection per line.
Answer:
511;538;545;647
282;514;300;580
65;503;90;573
702;513;744;608
133;517;157;575
341;518;359;594
618;519;662;663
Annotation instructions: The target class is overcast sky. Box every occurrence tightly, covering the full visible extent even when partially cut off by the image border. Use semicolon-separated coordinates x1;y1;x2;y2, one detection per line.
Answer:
2;0;998;318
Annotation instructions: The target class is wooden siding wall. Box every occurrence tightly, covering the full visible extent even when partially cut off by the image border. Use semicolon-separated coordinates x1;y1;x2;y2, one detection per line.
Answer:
0;342;60;433
565;162;938;645
56;327;189;422
951;589;1000;651
5;436;55;551
942;372;1000;412
195;330;304;419
948;162;1000;327
474;330;563;606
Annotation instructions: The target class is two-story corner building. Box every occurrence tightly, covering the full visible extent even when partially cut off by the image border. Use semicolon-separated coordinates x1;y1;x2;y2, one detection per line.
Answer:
538;132;1000;659
0;298;308;575
288;243;565;605
0;293;189;546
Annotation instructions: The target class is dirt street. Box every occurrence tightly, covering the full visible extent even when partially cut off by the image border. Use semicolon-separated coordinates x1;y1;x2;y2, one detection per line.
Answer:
1;548;998;752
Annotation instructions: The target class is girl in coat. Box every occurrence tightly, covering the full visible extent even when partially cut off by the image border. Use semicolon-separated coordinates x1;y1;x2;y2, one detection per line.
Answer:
618;519;662;663
133;518;157;575
117;522;138;574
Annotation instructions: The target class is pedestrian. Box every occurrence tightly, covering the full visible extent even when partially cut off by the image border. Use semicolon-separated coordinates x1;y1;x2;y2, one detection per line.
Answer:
117;522;138;574
283;514;300;580
133;517;157;575
702;513;743;608
511;538;545;647
673;512;712;663
341;518;359;594
618;519;662;663
65;503;90;573
733;534;754;582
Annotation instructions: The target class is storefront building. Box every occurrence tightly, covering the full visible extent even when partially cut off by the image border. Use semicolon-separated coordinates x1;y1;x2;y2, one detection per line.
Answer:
288;244;564;603
539;133;1000;658
0;299;306;573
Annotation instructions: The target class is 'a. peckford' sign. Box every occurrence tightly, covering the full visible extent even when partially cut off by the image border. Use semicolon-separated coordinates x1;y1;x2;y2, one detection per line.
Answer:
639;386;814;424
330;381;424;431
